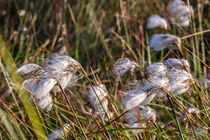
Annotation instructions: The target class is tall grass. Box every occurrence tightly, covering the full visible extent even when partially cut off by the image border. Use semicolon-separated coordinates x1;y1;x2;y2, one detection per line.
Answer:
0;0;209;139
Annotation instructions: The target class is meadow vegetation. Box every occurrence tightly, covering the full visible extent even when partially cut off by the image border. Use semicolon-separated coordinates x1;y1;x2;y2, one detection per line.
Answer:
0;0;209;139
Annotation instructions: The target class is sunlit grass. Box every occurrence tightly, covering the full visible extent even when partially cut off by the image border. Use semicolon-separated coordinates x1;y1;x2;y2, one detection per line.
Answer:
0;0;209;139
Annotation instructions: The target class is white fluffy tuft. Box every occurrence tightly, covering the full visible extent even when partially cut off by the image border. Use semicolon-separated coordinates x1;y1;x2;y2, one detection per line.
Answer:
88;84;112;118
18;55;81;111
111;58;137;77
124;88;147;110
126;106;156;133
16;63;41;75
149;34;181;51
169;0;193;27
147;15;167;29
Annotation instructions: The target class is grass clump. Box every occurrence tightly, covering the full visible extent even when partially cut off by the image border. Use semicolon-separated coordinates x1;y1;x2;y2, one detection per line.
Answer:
0;0;209;139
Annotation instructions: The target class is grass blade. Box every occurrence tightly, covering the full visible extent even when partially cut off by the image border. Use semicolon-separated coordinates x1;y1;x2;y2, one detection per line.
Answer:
0;35;47;139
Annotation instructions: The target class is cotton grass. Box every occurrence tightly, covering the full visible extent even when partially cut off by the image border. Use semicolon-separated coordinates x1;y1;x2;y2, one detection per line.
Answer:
110;57;137;77
17;55;81;111
149;34;181;51
126;106;156;133
48;124;70;140
168;0;193;27
88;84;113;119
146;15;167;29
124;58;193;110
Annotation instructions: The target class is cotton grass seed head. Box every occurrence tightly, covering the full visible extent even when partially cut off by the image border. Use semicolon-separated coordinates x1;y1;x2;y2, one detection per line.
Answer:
146;62;167;78
163;58;193;95
22;77;57;99
170;0;185;8
126;106;156;124
53;72;74;92
186;107;200;115
127;80;144;90
143;76;170;93
44;55;81;73
88;84;112;118
37;95;53;112
48;124;70;140
66;73;83;87
163;58;190;72
126;106;156;133
124;70;170;109
124;87;147;110
144;76;170;99
145;62;170;98
111;57;137;77
16;63;42;76
169;0;193;27
168;70;193;95
146;15;168;29
139;106;156;122
17;55;81;111
21;77;57;111
149;34;181;51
